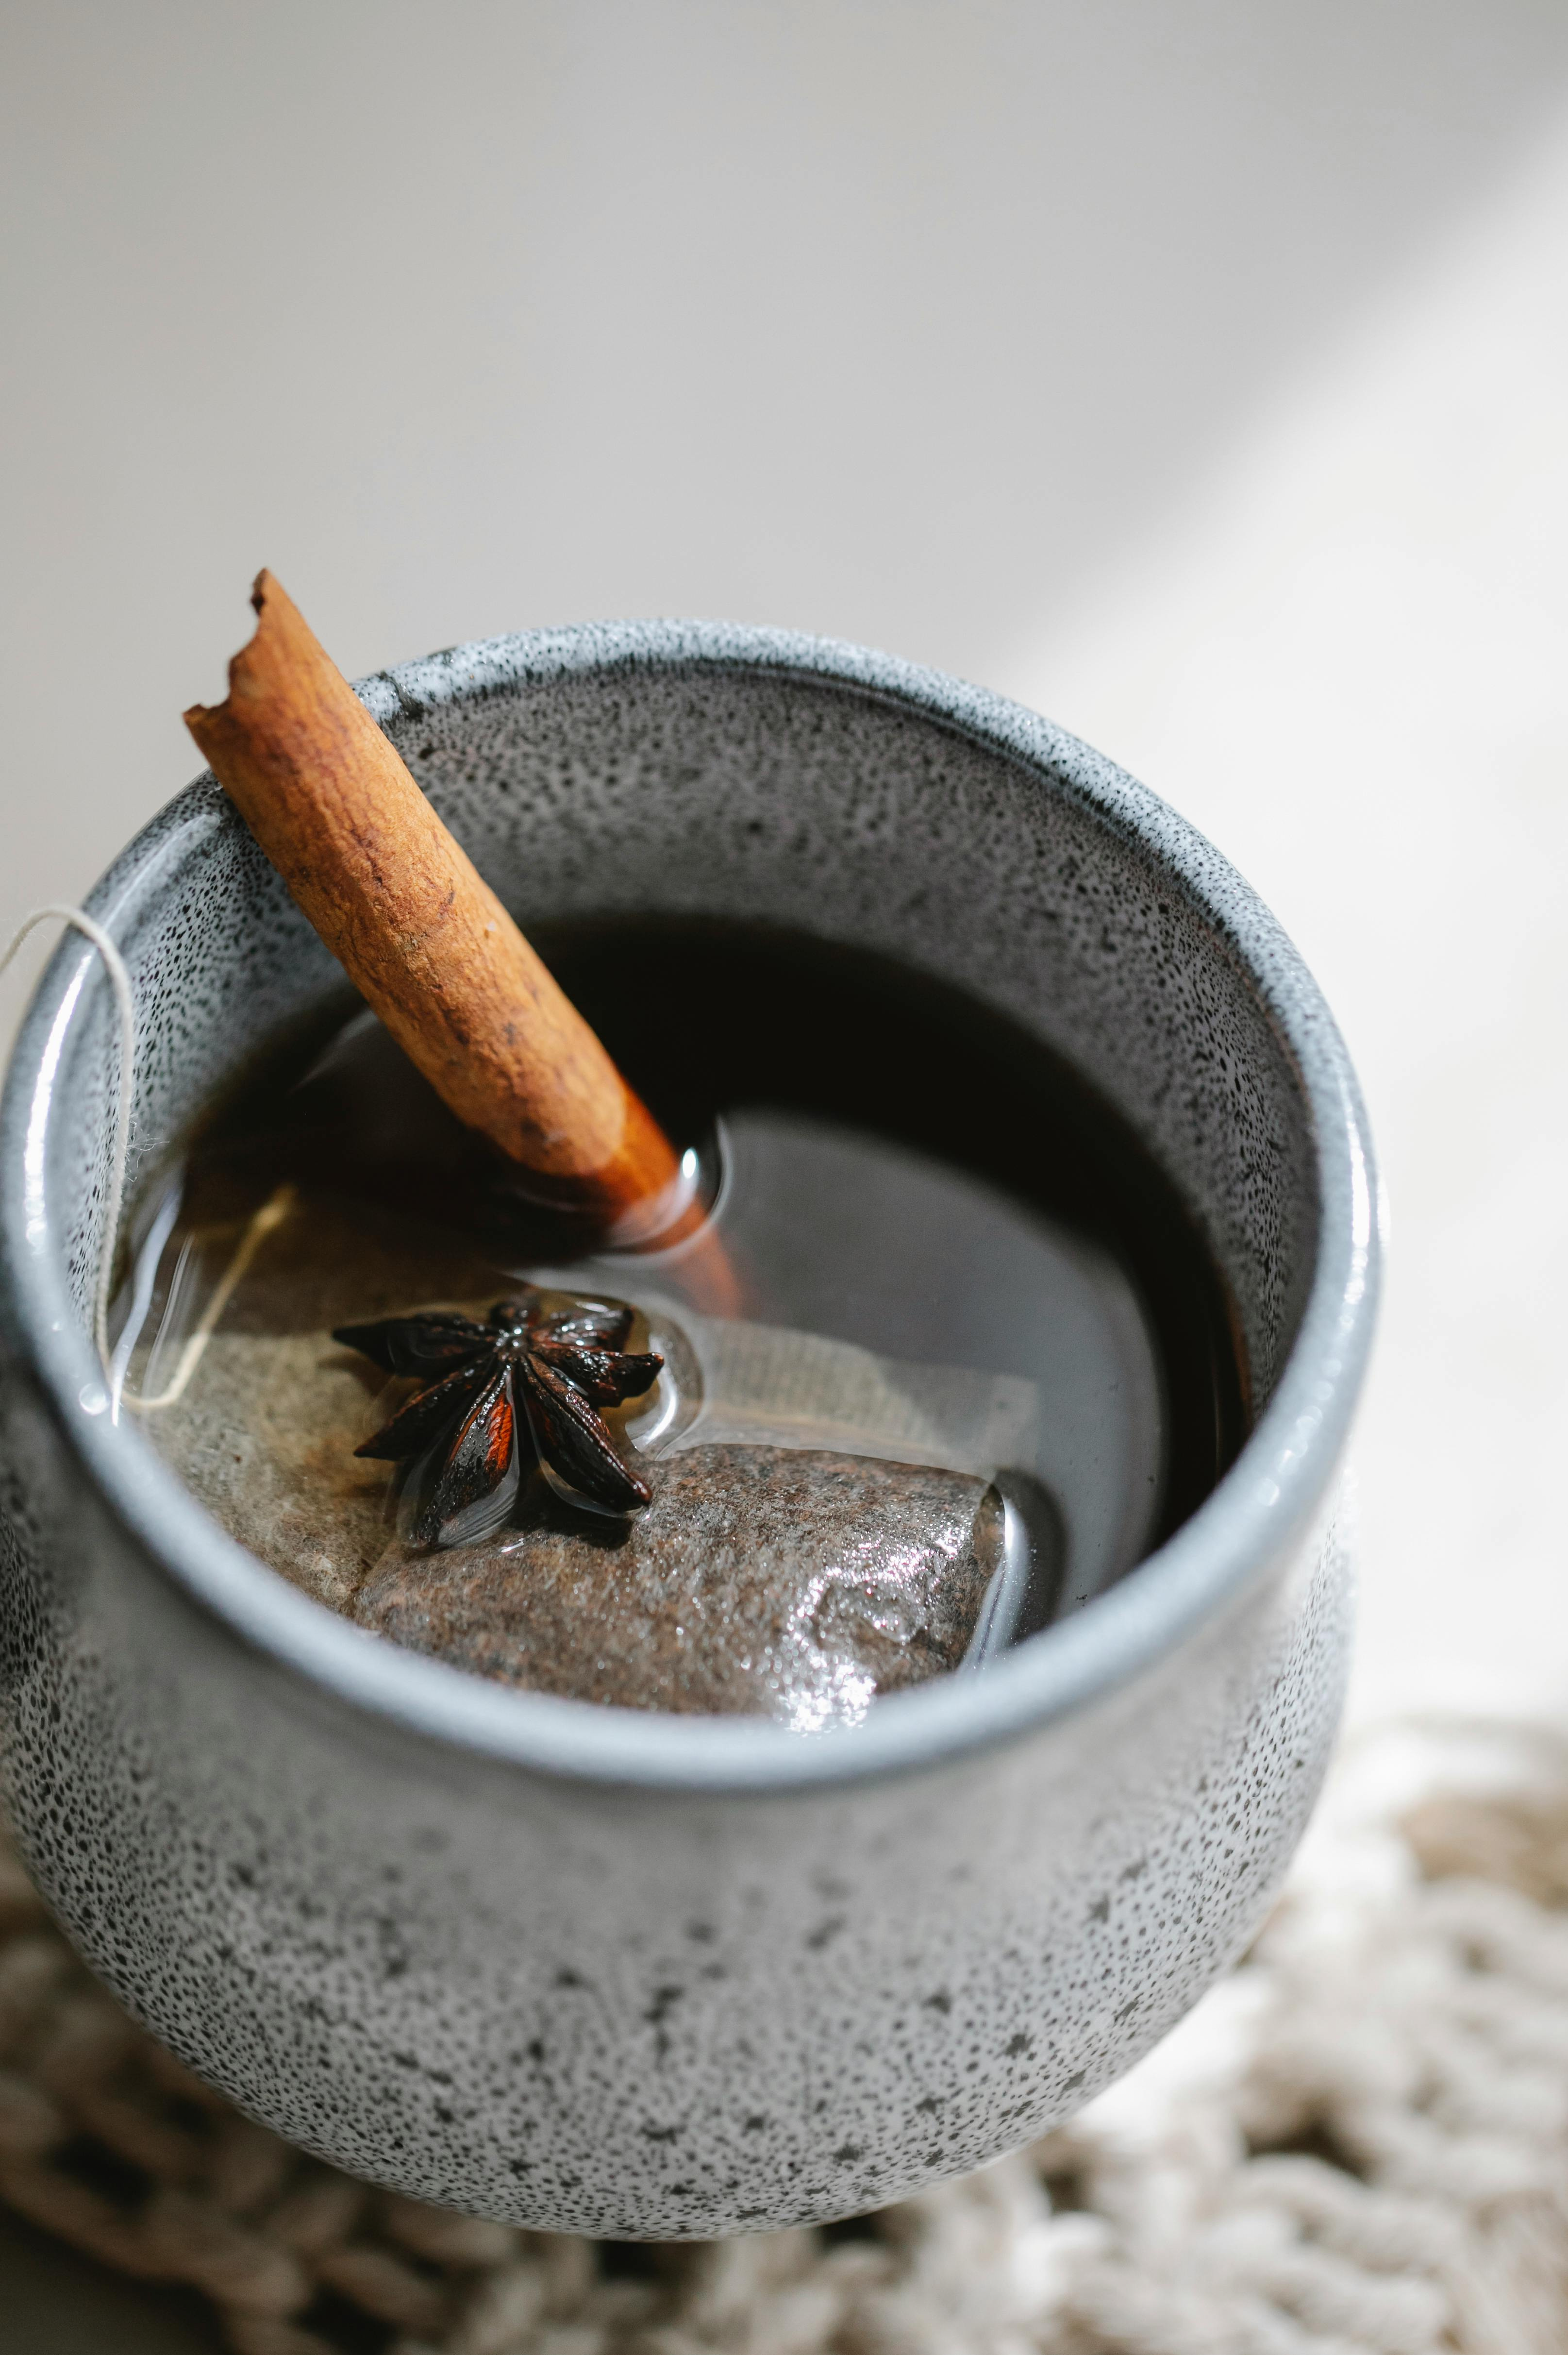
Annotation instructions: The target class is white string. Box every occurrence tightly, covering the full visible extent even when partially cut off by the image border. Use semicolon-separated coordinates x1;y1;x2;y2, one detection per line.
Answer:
128;1184;296;1413
0;905;135;1376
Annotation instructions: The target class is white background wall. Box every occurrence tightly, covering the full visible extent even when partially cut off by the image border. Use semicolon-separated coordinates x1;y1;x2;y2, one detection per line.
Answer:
4;0;1566;1721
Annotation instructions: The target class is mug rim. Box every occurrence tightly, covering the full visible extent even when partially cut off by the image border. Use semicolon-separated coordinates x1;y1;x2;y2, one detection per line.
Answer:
0;619;1380;1795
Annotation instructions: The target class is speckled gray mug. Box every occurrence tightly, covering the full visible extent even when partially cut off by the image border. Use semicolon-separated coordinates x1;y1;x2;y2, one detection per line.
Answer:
0;623;1378;2236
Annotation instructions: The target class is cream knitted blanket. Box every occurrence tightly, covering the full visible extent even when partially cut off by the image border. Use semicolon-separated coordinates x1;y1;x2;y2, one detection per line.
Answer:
4;1716;1568;2355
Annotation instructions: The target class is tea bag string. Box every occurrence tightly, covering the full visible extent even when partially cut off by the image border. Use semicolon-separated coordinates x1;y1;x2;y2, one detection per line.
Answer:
128;1184;295;1415
0;906;135;1376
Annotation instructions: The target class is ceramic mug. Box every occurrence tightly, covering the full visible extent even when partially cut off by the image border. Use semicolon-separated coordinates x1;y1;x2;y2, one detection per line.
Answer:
0;623;1378;2236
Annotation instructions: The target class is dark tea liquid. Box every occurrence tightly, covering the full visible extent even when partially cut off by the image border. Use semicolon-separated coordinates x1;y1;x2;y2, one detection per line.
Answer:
119;918;1247;1649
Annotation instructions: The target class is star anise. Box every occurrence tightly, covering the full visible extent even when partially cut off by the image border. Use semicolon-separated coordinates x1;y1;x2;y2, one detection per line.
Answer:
334;1286;663;1549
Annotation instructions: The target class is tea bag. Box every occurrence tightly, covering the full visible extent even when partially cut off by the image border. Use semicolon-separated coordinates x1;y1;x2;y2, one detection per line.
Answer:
130;1190;1056;1725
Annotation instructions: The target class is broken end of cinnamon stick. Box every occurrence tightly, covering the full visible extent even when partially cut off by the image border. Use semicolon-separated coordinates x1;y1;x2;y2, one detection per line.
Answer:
184;570;341;748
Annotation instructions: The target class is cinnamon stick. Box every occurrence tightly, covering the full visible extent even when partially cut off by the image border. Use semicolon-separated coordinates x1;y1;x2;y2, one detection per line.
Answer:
184;572;699;1246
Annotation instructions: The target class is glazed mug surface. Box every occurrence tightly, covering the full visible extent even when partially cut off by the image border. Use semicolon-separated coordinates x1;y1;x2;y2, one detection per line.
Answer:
0;623;1378;2234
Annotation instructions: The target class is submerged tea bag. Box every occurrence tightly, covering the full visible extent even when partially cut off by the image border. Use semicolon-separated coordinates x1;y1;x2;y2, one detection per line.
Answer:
130;1192;1056;1724
348;1286;1057;1723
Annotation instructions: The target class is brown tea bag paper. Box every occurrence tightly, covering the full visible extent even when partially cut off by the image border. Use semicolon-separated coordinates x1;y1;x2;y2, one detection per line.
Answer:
355;1447;1001;1727
136;1201;1041;1724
